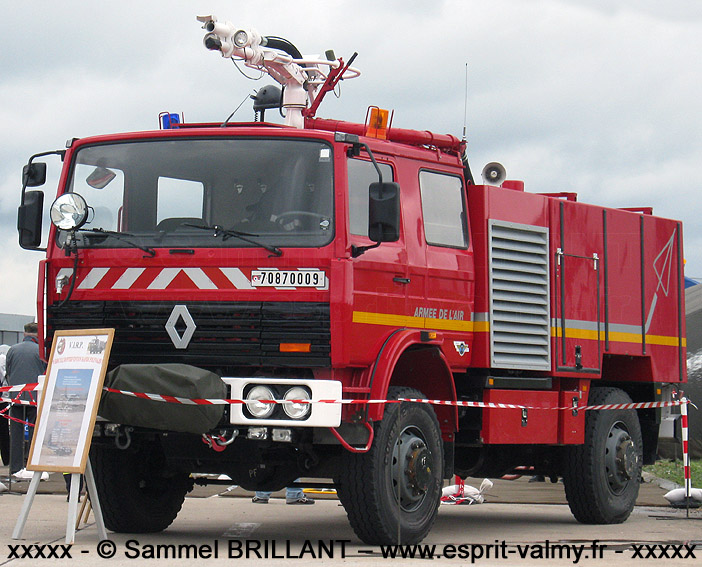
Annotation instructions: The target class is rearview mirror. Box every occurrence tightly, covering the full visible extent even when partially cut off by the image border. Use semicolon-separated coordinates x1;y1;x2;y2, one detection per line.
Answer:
22;162;47;188
368;181;400;242
17;190;44;248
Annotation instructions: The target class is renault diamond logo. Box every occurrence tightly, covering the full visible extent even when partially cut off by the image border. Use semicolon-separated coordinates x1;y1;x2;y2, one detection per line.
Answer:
166;305;197;349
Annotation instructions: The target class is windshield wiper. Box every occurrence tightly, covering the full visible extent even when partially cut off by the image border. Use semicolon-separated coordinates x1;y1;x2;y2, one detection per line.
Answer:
79;228;156;257
184;223;282;257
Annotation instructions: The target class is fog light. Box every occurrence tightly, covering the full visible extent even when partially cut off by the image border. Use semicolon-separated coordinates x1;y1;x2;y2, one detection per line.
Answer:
245;385;275;418
283;386;311;420
247;427;268;440
272;429;293;442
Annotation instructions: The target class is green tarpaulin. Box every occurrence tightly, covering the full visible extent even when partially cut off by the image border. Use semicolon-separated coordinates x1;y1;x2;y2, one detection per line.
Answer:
99;364;226;434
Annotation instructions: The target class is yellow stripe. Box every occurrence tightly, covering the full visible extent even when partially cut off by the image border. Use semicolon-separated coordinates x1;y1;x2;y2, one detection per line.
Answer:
425;317;473;332
607;331;642;344
352;311;473;332
647;334;687;347
553;328;685;347
551;328;601;341
472;321;490;333
352;311;418;327
352;311;685;346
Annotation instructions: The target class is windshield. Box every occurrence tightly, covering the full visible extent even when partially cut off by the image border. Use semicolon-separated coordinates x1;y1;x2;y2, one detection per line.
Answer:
60;138;334;250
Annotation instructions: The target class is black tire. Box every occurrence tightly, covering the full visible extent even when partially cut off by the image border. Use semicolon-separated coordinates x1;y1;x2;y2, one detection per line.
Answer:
563;387;643;524
337;386;443;545
90;441;192;533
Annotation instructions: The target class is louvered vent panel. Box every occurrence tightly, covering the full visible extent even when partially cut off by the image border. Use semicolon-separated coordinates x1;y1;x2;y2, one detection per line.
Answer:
489;221;551;370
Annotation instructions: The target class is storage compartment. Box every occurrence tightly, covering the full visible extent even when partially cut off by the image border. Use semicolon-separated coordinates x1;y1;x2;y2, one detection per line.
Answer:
481;389;558;444
558;389;587;444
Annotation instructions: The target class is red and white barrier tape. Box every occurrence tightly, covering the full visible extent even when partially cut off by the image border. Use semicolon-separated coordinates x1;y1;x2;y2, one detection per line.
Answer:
0;383;40;395
101;387;688;412
0;384;692;471
0;392;38;427
0;384;39;408
0;383;690;412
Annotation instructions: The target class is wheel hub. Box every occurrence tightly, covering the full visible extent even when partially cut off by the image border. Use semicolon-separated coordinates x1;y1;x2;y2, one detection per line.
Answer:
605;424;638;493
406;443;433;492
392;428;434;512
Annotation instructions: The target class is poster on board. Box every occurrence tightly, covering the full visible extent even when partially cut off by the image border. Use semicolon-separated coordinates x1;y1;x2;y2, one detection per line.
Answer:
27;329;114;474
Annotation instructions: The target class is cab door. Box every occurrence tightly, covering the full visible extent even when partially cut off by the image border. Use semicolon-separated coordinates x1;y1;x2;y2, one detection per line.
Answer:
417;169;475;368
346;157;410;366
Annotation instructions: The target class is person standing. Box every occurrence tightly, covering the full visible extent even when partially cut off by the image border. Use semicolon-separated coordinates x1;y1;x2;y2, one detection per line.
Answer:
5;322;47;480
0;345;11;467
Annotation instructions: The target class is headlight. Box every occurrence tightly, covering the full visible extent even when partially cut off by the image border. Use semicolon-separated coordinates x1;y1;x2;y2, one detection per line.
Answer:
245;385;275;419
50;193;89;230
283;386;311;420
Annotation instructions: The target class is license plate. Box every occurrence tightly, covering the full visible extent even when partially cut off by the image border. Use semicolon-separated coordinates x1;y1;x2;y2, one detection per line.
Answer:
251;269;327;288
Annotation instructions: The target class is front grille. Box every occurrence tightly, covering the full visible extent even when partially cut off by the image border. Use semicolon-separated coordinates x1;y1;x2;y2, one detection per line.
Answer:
47;301;330;369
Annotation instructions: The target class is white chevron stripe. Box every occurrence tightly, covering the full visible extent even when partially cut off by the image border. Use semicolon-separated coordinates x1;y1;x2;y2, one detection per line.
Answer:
183;268;217;289
220;268;254;289
61;266;257;290
77;267;110;289
113;267;146;289
147;268;181;289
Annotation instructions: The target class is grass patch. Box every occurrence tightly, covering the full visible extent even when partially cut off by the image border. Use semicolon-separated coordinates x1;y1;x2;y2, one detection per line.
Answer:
644;459;702;488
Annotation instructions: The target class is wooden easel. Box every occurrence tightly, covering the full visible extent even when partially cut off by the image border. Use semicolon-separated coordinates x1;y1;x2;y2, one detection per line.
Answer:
10;329;115;545
12;461;106;544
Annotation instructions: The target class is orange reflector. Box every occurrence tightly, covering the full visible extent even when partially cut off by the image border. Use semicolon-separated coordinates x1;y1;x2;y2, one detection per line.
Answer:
420;330;438;341
366;107;389;139
279;343;311;353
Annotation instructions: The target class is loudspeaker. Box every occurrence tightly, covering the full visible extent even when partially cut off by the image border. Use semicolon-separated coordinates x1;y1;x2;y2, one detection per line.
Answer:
481;162;507;186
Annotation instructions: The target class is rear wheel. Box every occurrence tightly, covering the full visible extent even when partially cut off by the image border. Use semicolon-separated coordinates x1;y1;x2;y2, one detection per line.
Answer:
90;441;192;533
337;387;443;545
563;387;643;523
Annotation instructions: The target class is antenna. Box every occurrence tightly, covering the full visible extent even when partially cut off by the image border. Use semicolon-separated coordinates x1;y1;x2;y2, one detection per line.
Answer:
460;62;475;185
462;62;468;142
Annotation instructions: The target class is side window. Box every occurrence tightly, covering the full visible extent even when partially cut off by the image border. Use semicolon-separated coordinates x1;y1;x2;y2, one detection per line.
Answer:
348;159;394;237
156;177;204;225
419;170;467;247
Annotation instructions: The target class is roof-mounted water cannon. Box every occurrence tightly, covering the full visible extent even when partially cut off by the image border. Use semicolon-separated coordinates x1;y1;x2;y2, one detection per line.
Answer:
196;14;360;129
198;15;266;63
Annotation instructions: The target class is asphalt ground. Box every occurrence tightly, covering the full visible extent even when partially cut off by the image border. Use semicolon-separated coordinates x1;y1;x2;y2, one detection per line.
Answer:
1;466;700;566
0;465;681;504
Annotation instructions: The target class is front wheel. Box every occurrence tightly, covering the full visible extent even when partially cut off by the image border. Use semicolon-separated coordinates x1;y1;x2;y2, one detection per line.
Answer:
337;387;443;545
563;387;643;524
90;441;192;533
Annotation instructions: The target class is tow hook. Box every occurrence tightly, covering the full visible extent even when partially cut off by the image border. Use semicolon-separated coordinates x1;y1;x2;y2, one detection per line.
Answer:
202;430;239;452
108;426;133;450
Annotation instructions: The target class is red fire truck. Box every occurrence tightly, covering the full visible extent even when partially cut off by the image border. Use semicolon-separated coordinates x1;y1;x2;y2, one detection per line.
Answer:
16;15;686;545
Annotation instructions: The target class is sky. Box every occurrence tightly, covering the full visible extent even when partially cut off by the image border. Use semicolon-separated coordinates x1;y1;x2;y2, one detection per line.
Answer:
1;0;702;317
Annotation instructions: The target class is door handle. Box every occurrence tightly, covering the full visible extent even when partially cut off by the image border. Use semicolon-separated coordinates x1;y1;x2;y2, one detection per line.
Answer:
393;277;411;284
